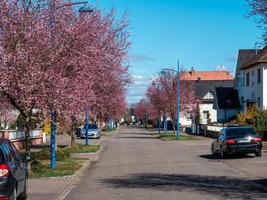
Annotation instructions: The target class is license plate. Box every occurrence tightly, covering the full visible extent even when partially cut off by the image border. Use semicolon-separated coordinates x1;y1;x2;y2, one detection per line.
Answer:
238;140;248;143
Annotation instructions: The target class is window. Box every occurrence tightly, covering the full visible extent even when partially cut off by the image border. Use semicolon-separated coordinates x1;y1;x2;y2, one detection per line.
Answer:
246;72;250;86
204;92;214;99
203;111;209;120
257;68;261;84
240;97;244;109
258;97;261;108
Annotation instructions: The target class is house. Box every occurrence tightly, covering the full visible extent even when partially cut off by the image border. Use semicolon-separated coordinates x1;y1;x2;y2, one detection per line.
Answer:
193;80;234;124
214;87;240;123
235;47;267;111
180;70;235;125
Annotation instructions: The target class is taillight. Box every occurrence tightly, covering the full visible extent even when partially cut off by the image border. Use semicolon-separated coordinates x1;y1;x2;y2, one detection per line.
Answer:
0;197;8;200
252;138;262;144
0;164;10;177
226;139;236;145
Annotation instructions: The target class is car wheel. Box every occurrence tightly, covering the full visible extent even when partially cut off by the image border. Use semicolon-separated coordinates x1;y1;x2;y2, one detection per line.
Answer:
11;185;17;200
211;145;215;155
220;150;225;159
17;180;27;200
255;151;262;157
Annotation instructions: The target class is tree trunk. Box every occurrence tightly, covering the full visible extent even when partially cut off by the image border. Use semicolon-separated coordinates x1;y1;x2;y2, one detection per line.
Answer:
71;128;76;147
172;120;176;135
24;118;31;156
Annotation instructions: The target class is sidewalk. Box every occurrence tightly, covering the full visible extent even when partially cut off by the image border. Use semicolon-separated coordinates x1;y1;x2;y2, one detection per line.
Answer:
27;135;105;200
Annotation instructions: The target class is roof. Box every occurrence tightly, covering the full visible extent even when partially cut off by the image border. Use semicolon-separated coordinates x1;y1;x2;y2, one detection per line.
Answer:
215;87;240;109
194;80;234;100
236;49;258;70
181;71;234;81
240;46;267;69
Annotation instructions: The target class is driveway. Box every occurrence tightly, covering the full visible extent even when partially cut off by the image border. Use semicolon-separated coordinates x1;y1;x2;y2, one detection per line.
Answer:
65;127;267;200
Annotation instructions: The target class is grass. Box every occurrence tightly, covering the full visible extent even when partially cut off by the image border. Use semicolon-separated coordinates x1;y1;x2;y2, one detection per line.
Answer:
30;144;100;178
156;132;197;141
64;144;100;153
30;157;87;178
263;141;267;149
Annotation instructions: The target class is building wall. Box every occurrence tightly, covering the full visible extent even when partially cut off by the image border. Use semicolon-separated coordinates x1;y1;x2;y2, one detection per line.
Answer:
217;109;238;123
199;103;217;124
263;65;267;110
238;63;264;110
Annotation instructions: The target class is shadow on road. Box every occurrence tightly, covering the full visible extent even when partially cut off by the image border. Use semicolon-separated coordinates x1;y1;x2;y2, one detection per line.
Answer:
199;154;255;160
100;173;267;199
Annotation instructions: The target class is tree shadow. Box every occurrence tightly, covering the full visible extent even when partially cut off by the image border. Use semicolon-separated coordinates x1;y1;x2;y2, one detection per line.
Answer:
100;173;267;199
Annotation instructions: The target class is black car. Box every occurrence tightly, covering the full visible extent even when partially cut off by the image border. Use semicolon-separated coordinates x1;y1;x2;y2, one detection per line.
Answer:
0;139;28;200
211;126;262;158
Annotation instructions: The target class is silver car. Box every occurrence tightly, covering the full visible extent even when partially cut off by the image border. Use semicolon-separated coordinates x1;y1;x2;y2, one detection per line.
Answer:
80;124;100;139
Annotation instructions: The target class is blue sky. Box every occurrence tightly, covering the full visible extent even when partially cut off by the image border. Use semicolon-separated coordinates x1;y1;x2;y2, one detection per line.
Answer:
95;0;261;105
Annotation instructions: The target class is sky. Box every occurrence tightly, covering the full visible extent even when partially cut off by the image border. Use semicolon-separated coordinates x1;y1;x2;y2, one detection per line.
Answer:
94;0;262;105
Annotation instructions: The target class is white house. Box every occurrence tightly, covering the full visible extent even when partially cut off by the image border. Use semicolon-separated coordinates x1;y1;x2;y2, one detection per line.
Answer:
235;47;267;111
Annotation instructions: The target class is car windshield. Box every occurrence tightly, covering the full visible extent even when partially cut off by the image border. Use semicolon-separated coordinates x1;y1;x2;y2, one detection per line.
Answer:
226;128;256;139
84;124;98;129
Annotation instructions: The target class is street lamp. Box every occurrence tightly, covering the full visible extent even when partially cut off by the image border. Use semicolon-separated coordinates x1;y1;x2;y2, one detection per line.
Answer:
161;60;180;140
49;0;93;169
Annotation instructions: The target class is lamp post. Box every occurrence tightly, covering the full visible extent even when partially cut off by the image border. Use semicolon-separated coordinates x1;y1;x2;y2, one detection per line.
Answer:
162;60;180;140
49;0;93;169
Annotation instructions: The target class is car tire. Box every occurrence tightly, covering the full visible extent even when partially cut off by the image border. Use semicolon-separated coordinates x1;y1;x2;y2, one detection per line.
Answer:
17;180;27;200
255;151;262;157
211;145;215;155
220;150;225;159
11;185;17;200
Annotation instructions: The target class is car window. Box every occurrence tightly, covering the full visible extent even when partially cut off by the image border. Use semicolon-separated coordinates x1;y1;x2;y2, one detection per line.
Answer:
10;142;21;160
0;149;4;163
226;128;256;139
1;143;14;161
84;124;98;129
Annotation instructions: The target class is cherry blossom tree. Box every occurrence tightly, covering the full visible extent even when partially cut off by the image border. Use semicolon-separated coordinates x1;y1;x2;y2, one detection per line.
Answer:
0;0;131;152
146;71;199;134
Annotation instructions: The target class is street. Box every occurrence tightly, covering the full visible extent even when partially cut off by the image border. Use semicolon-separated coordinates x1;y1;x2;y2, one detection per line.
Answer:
65;127;267;200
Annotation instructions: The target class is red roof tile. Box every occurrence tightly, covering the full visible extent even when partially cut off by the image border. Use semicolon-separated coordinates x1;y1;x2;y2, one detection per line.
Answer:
181;71;234;81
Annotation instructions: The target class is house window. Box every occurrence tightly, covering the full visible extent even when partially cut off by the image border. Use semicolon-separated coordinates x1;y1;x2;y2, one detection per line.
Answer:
203;111;209;120
204;91;214;99
240;97;244;109
257;68;261;84
246;72;250;87
258;97;261;108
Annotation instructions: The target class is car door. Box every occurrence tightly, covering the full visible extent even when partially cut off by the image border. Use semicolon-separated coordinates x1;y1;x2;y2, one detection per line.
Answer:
218;129;226;151
3;142;23;194
10;142;27;194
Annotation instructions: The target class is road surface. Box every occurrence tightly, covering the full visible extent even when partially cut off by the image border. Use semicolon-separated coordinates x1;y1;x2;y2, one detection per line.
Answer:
66;127;267;200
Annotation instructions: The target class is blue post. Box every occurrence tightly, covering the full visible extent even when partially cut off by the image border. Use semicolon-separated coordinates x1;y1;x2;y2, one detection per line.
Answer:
176;60;180;140
50;111;56;169
164;112;167;134
85;111;89;145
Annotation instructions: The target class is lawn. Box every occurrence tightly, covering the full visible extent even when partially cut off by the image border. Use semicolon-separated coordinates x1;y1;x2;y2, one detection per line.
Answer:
30;144;100;178
157;133;197;141
30;157;87;178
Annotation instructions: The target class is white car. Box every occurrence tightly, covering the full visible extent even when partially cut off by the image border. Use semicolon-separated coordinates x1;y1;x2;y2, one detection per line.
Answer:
80;124;100;139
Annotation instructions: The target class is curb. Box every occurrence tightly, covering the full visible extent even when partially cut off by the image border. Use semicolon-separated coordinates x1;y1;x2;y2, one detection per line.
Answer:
58;140;105;200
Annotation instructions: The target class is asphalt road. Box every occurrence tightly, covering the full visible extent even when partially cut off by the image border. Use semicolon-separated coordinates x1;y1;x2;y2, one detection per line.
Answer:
65;127;267;200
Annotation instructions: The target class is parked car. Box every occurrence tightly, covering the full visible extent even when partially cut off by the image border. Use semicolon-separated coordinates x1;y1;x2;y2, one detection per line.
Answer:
0;139;28;200
78;124;100;139
211;126;262;158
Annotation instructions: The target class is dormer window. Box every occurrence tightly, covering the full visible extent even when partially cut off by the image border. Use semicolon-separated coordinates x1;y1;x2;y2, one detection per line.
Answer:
204;91;214;99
